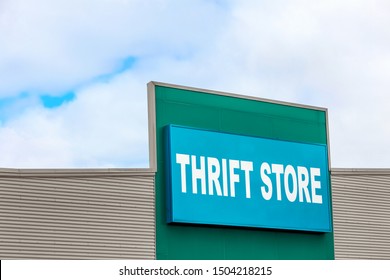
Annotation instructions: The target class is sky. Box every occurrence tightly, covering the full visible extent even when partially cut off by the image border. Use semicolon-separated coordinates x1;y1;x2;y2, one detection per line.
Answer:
1;0;390;169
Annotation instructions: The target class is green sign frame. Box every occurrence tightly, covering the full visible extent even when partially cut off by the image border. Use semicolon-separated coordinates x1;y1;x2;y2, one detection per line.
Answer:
148;81;334;260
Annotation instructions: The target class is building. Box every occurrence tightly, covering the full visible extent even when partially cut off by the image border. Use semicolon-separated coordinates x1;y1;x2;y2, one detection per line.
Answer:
1;82;389;259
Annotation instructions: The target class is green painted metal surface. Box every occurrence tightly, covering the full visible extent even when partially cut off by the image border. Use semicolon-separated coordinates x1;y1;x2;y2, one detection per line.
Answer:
152;84;334;260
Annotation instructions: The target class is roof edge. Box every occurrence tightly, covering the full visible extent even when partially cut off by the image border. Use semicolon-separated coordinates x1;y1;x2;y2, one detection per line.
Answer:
331;168;390;176
0;167;155;177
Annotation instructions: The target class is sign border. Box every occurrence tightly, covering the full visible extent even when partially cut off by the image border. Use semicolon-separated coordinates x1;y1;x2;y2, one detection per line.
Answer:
165;124;332;233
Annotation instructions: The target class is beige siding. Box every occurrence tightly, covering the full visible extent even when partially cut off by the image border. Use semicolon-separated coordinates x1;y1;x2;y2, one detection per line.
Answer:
0;169;155;259
3;167;390;259
332;169;390;259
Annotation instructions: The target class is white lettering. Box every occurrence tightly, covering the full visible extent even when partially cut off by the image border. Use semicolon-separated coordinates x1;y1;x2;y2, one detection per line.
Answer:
222;159;228;196
175;153;324;204
260;162;273;200
284;165;297;202
241;161;253;198
229;160;240;197
310;168;322;204
297;166;311;203
271;164;284;201
176;153;190;193
191;155;206;194
207;157;222;196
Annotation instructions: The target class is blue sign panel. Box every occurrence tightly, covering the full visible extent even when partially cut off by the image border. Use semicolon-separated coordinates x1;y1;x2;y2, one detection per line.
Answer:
165;125;332;232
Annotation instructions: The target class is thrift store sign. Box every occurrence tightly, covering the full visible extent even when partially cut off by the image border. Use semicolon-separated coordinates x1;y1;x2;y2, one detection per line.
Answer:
165;125;331;232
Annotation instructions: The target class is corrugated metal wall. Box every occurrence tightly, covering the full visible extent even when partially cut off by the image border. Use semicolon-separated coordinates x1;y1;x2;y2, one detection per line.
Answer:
0;168;155;259
332;169;390;259
3;167;390;259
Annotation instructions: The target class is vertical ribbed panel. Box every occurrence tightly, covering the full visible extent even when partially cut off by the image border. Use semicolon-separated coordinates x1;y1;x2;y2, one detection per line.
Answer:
332;169;390;259
0;170;155;259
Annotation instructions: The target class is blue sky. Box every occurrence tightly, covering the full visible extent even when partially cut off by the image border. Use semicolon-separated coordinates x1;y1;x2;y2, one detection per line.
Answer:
1;0;390;168
40;92;76;108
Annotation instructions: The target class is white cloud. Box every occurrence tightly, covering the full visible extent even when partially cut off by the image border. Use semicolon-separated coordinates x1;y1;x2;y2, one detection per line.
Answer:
61;72;149;167
0;71;149;168
185;0;390;168
0;108;72;167
0;0;230;96
1;0;390;168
